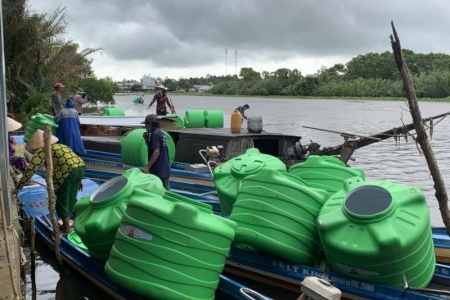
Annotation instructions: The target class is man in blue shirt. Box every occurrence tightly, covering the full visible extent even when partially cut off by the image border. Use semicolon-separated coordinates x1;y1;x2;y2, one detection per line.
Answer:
142;114;171;189
235;104;250;121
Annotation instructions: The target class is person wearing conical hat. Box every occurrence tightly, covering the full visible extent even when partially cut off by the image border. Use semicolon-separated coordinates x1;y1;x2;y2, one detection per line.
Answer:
73;88;88;115
12;129;86;234
147;85;175;116
7;117;28;172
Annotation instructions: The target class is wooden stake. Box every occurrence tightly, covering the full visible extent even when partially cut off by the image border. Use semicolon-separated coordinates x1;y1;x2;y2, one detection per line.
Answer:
44;124;63;269
390;21;450;233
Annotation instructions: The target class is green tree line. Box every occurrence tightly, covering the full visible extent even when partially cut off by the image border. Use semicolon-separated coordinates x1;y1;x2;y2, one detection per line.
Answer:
3;0;118;125
7;0;450;128
159;50;450;99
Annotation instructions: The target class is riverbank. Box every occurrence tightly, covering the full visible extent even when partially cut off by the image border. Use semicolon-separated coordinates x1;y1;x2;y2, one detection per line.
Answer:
114;92;450;102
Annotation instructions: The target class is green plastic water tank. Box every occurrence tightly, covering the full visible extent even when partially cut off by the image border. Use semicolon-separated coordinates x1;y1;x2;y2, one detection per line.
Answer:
67;231;89;253
74;168;165;262
317;176;435;288
103;108;125;116
184;110;205;128
120;128;175;166
288;155;365;196
230;168;329;265
24;113;58;142
247;116;263;133
105;190;236;300
204;110;224;128
166;113;185;128
213;148;287;214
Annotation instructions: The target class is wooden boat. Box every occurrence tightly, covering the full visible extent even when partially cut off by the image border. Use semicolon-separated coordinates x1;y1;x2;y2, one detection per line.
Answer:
18;171;450;300
17;175;273;300
78;112;449;165
78;114;308;167
72;111;450;187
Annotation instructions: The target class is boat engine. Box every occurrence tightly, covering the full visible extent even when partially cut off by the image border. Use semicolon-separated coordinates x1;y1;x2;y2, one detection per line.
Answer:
206;145;226;163
283;138;308;160
199;145;226;175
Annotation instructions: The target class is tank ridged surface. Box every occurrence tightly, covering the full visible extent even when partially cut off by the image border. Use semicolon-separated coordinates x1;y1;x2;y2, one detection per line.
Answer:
317;176;435;288
230;168;329;265
288;155;365;196
214;148;287;213
74;168;165;262
120;128;175;166
204;110;224;128
103;108;125;116
24;113;57;142
105;190;236;300
184;110;205;128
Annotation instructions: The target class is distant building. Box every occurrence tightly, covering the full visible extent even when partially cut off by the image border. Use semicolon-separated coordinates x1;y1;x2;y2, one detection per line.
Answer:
142;74;156;91
117;80;141;92
194;85;213;92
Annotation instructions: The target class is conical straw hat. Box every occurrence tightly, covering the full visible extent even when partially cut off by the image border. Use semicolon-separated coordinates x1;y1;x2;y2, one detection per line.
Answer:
7;117;22;132
25;129;58;150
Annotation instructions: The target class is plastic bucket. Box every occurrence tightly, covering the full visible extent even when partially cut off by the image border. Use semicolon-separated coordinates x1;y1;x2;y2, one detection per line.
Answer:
247;116;263;133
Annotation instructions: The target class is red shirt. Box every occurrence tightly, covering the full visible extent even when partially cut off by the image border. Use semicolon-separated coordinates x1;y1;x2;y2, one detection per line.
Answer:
149;93;172;114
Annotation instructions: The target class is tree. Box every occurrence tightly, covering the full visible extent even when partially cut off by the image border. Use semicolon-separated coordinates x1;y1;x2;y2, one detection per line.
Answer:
344;52;398;80
3;3;101;119
239;67;261;82
79;77;118;104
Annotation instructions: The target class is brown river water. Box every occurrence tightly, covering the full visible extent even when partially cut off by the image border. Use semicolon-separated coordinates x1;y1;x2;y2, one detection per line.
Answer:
26;95;450;299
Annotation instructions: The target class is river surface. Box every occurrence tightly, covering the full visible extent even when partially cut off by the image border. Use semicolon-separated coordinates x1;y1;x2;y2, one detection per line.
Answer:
27;95;450;299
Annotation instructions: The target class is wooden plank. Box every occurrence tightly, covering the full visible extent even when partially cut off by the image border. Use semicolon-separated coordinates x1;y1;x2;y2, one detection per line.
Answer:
435;247;450;264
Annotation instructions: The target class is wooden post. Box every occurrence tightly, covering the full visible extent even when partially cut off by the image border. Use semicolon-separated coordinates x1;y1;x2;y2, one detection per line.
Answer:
44;124;63;269
390;21;450;233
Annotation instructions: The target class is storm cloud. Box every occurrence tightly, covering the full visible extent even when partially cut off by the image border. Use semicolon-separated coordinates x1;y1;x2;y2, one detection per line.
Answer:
29;0;450;79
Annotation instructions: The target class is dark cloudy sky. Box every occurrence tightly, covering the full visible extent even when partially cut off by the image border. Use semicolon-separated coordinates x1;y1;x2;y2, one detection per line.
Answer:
28;0;450;81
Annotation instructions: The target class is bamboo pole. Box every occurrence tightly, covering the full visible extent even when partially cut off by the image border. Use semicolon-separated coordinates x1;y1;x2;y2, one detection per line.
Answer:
43;124;63;269
0;170;19;298
30;217;37;300
30;218;35;280
390;21;450;233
